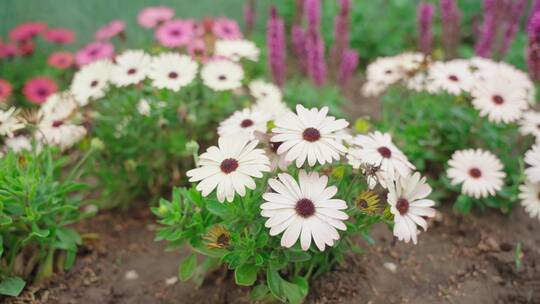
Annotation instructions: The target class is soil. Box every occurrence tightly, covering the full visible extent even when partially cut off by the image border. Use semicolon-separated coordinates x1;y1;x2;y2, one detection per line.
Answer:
7;78;540;304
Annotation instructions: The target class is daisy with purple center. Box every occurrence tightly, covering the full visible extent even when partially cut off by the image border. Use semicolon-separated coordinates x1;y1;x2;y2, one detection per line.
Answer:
70;59;112;106
48;51;74;69
43;28;75;44
75;41;115;67
388;172;436;244
0;43;18;59
148;53;198;91
427;60;473;95
9;22;47;42
447;149;506;199
261;171;348;251
137;6;175;29
519;111;540;140
111;50;152;87
212;18;242;40
22;77;58;105
271;105;349;168
525;144;540;183
218;108;270;140
95;20;125;40
0;79;13;102
155;19;194;48
186;136;270;202
201;59;244;91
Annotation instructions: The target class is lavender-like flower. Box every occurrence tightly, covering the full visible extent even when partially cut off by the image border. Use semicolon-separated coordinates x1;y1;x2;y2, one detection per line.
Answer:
305;0;321;34
267;7;286;87
338;49;359;87
291;25;308;74
440;0;461;58
332;0;351;65
475;0;497;57
499;0;526;57
243;0;256;35
527;11;540;81
306;31;327;87
417;2;435;55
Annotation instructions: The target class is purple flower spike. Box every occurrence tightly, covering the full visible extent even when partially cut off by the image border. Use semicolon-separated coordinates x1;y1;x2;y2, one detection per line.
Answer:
291;25;308;74
417;2;435;55
475;0;497;57
499;0;526;57
527;12;540;81
440;0;461;58
306;31;327;87
338;49;359;87
267;7;286;87
305;0;321;34
243;0;256;35
332;0;351;65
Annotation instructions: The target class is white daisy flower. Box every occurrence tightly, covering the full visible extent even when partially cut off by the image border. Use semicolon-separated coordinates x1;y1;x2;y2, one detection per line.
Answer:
471;76;528;124
387;172;436;244
40;91;78;122
361;80;389;97
201;60;244;91
111;50;152;87
426;60;473;95
271;105;349;167
249;80;282;102
447;149;506;199
519;111;540;139
36;119;87;151
0;107;24;138
365;56;404;86
71;59;112;106
148;53;198;92
396;52;426;73
186;136;270;202
405;72;429;92
347;131;415;187
214;39;260;62
518;182;540;221
260;171;348;251
4;135;32;153
137;99;151;116
525;144;540;183
254;131;291;171
218;108;270;140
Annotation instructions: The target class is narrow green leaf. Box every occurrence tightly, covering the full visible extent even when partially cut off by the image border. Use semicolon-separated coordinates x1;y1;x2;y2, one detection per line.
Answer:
178;253;197;281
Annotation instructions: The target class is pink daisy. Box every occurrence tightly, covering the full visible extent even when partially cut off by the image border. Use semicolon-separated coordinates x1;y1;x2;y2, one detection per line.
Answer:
0;43;18;59
212;18;242;40
187;39;207;59
23;77;58;104
9;22;47;42
0;79;13;102
43;28;75;44
155;19;194;48
48;51;74;69
95;20;126;40
137;6;175;28
75;41;115;66
17;39;35;57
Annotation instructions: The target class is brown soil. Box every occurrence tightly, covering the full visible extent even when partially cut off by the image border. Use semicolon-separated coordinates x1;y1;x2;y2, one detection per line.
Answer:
7;78;540;304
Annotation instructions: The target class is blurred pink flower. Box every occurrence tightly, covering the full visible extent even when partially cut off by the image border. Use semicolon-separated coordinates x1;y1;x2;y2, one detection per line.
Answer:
96;20;125;40
155;19;194;48
75;41;115;66
0;79;13;102
187;39;207;59
213;18;242;40
23;77;58;104
43;28;76;44
138;6;175;28
0;43;18;59
48;51;74;69
17;39;35;56
9;22;47;42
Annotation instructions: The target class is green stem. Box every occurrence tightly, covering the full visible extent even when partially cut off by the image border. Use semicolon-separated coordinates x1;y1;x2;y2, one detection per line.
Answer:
35;247;55;282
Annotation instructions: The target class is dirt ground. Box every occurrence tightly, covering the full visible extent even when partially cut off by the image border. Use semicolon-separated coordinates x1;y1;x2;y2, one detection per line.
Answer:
7;77;540;304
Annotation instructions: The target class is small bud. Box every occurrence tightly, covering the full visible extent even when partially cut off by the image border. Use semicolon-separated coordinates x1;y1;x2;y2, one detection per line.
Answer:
185;140;199;156
157;204;169;216
90;138;105;151
331;166;345;180
354;118;371;134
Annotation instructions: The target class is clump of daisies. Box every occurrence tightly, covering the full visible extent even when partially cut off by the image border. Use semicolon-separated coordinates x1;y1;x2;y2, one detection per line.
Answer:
154;104;437;302
367;54;537;216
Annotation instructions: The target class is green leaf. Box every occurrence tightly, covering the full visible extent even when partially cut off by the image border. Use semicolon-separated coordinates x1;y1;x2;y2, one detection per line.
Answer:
250;284;270;301
266;269;286;302
288;251;311;262
205;199;229;218
235;264;258;286
453;195;472;214
178;253;197;281
0;277;26;297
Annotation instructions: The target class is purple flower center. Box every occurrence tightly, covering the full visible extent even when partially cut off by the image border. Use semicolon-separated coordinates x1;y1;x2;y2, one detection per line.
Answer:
127;68;137;75
469;168;482;179
169;29;182;36
36;88;48;97
396;198;409;215
168;71;178;79
90;80;99;88
270;141;282;152
240;119;254;128
218;75;227;81
358;199;368;208
492;95;504;105
220;158;239;174
448;75;459;82
52;120;64;128
302;128;321;142
377;146;392;158
89;49;99;56
295;198;316;218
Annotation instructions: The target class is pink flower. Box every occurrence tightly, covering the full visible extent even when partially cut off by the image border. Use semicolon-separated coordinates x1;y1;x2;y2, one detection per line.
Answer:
0;43;18;59
187;39;207;59
17;40;35;57
48;51;74;69
23;77;58;104
155;19;194;48
138;6;175;28
212;18;242;40
75;41;115;66
0;79;13;102
43;28;76;44
9;22;47;42
96;20;126;40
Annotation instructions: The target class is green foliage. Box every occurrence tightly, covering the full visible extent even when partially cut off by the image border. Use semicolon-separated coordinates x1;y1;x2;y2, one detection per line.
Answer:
380;86;528;213
154;165;388;303
283;79;348;118
0;147;91;296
